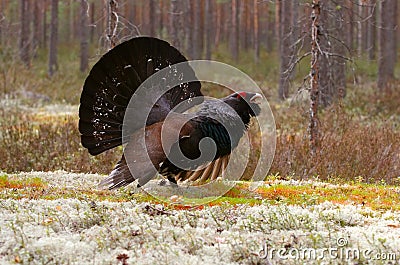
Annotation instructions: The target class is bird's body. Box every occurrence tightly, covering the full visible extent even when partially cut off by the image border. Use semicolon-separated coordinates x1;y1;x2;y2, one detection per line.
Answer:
79;37;262;189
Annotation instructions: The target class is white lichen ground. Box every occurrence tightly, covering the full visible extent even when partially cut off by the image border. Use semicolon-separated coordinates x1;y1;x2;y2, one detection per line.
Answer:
0;172;399;265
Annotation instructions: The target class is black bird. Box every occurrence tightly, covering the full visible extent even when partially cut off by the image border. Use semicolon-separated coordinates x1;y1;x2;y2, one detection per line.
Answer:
79;37;262;189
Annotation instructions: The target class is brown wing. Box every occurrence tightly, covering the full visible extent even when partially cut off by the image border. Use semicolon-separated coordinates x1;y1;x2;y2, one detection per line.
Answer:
99;113;195;189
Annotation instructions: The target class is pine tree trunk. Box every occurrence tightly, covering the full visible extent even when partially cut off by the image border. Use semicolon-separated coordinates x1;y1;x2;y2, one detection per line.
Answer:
345;0;355;51
204;0;211;60
192;0;200;59
253;0;259;63
149;0;155;37
19;0;30;66
278;0;292;100
157;0;162;38
230;0;239;61
170;0;181;51
222;2;230;44
185;1;193;58
309;0;320;156
107;0;118;50
68;0;74;42
42;0;47;50
377;0;397;90
264;3;273;53
367;0;376;60
319;2;345;107
90;2;95;43
80;0;89;72
143;0;150;36
48;0;58;76
238;1;246;50
214;2;221;48
33;1;41;52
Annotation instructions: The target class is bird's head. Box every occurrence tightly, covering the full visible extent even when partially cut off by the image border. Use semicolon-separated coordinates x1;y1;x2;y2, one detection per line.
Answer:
223;91;262;121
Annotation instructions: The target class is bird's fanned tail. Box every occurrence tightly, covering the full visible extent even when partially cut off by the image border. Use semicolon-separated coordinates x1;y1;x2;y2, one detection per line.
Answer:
79;37;202;156
176;155;230;184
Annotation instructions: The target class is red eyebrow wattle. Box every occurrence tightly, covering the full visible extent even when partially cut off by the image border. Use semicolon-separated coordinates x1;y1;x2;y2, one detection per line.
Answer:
237;92;247;98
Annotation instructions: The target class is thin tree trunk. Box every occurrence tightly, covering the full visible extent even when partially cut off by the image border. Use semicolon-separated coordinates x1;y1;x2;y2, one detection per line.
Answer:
69;0;74;42
278;0;292;100
43;0;47;50
157;0;162;38
345;0;355;52
377;0;397;90
90;2;95;43
185;1;193;58
332;6;346;100
19;0;30;66
80;0;89;72
238;1;246;50
318;1;346;107
170;0;181;50
48;0;58;76
265;3;273;52
107;0;118;50
214;2;221;48
367;0;376;60
33;1;41;52
204;0;211;60
149;0;155;36
192;0;200;59
253;0;259;63
222;2;230;44
246;0;253;50
275;0;281;49
141;0;150;35
309;0;321;156
230;0;239;61
357;0;368;57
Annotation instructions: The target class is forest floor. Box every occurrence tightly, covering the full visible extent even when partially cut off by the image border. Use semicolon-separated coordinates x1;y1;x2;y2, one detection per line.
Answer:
0;171;399;265
0;56;399;264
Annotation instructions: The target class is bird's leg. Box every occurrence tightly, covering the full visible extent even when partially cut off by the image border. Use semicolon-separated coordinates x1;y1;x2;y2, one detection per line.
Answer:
167;175;178;186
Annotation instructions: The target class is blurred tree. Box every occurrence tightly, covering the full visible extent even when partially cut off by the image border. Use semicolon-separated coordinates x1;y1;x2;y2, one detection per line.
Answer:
90;2;95;43
185;1;193;58
142;0;150;35
68;0;75;42
170;0;181;51
262;3;273;53
149;0;155;36
33;1;42;52
204;0;212;60
309;0;320;155
253;0;259;63
156;0;163;38
214;1;222;48
318;1;346;107
43;0;48;49
19;0;31;66
378;0;397;90
367;0;377;60
48;0;58;76
80;0;89;72
277;0;292;100
239;1;246;50
106;0;118;50
192;0;200;59
230;0;238;61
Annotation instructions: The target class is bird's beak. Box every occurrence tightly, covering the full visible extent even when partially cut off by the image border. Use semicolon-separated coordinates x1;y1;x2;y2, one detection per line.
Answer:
250;93;263;104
